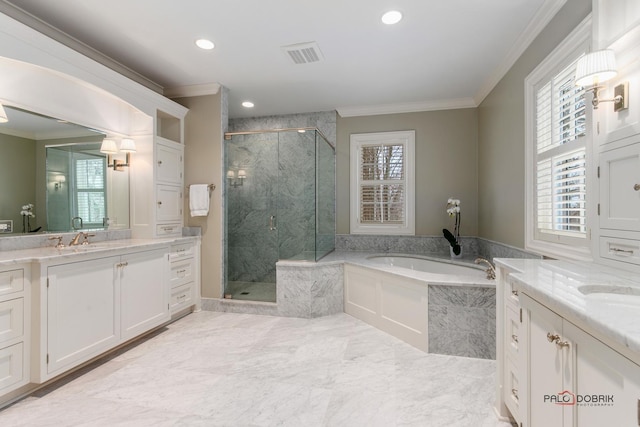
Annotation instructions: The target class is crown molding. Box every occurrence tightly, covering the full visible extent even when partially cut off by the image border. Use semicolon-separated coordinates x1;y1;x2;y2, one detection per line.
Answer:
336;98;477;118
473;0;568;105
164;83;221;99
0;1;164;95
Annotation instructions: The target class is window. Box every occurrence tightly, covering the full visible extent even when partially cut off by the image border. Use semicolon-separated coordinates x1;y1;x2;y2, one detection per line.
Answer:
74;155;106;228
525;18;592;260
350;131;415;235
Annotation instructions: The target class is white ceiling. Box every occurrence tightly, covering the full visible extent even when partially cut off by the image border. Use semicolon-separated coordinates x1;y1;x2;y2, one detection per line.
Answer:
4;0;561;119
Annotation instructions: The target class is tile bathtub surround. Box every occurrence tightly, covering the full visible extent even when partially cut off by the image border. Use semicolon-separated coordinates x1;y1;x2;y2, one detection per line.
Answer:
276;262;344;318
0;311;513;426
428;285;497;359
335;234;539;261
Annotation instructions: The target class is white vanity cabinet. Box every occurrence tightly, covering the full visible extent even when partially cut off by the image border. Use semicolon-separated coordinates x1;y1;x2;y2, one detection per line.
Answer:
598;139;640;269
0;265;29;396
46;256;120;375
168;240;201;314
520;293;640;427
495;263;524;425
119;248;168;341
33;247;169;382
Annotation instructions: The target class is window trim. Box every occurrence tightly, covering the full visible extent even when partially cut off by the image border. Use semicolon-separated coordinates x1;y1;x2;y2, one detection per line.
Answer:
350;130;415;235
525;16;594;261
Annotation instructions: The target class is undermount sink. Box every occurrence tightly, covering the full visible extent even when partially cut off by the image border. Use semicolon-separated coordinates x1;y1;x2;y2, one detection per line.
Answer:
578;284;640;307
55;244;110;252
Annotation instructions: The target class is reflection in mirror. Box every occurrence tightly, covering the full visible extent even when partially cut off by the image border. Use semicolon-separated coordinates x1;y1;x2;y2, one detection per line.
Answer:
0;105;130;235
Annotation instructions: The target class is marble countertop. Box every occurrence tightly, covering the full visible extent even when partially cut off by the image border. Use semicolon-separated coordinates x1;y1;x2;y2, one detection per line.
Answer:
278;251;496;287
0;236;199;266
495;258;640;359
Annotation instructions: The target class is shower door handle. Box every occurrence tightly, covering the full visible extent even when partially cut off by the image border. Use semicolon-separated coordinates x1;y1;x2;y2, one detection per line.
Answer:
269;215;277;231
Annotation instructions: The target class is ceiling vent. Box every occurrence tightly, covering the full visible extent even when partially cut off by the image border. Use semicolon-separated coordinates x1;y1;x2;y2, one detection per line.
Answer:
281;42;323;65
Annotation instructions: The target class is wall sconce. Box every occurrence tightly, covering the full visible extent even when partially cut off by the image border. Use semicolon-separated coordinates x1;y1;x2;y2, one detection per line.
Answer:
227;169;246;188
54;175;66;191
575;49;629;111
100;138;136;171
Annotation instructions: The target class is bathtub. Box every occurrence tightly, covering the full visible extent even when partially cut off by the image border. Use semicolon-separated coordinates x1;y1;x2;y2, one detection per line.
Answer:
366;255;487;279
344;254;495;358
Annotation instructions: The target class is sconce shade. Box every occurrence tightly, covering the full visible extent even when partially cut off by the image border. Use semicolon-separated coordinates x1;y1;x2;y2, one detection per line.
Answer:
227;170;235;179
57;175;66;183
120;138;137;153
0;102;8;123
100;139;118;154
575;49;617;87
237;170;247;179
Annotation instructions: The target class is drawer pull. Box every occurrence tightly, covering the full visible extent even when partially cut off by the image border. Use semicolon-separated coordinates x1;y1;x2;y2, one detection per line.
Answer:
157;201;163;206
177;269;187;274
177;294;186;300
511;334;518;344
611;247;634;256
511;289;518;297
512;388;519;401
162;226;174;231
547;333;569;349
634;183;640;191
158;160;163;166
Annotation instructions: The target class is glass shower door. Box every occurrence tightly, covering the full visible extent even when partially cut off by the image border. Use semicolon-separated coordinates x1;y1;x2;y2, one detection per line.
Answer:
225;132;279;302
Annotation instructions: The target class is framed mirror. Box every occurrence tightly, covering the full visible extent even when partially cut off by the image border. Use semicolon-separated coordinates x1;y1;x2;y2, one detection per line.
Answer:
0;105;130;235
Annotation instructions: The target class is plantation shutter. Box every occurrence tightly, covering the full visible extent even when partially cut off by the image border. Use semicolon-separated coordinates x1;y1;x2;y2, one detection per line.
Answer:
359;144;405;224
75;157;106;226
535;57;587;237
350;131;415;235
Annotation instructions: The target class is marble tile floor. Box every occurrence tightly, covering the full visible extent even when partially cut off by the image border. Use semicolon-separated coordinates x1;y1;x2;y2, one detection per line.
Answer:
226;281;277;302
0;312;515;427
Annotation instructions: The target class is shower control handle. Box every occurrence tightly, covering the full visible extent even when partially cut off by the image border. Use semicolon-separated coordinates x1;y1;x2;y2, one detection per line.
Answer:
269;215;277;231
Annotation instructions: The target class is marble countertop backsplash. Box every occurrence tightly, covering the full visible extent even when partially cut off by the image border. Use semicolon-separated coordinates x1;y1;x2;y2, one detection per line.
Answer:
495;258;640;361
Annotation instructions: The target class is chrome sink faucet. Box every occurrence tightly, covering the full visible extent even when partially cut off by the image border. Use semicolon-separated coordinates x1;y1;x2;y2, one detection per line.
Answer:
474;257;496;280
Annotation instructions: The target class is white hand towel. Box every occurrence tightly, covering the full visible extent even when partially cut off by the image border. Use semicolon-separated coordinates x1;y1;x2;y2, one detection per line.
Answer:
189;184;210;217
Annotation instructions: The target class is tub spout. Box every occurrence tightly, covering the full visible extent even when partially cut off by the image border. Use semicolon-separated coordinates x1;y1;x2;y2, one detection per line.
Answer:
474;257;496;280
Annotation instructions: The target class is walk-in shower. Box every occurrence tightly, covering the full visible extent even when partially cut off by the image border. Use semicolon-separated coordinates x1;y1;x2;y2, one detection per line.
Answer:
224;128;335;302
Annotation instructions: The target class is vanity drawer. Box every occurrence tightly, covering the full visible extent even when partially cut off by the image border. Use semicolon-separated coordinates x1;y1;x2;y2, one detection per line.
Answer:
170;282;193;313
0;298;23;344
169;243;195;260
599;236;640;266
505;304;520;360
169;258;195;287
504;355;520;420
505;276;520;309
0;269;24;297
0;342;24;392
156;223;182;236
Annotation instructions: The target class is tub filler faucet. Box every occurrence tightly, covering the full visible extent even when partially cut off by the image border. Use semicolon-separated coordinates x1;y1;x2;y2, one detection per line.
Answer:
474;257;496;280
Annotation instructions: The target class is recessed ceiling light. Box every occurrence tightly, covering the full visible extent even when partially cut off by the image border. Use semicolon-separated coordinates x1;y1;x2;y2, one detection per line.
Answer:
381;10;402;25
195;39;215;50
242;101;255;108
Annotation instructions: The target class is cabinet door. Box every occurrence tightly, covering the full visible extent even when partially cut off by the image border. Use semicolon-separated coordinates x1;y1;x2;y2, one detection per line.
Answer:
600;144;640;232
120;249;169;341
521;295;566;427
565;321;640;427
156;185;183;222
156;141;183;184
47;256;120;375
